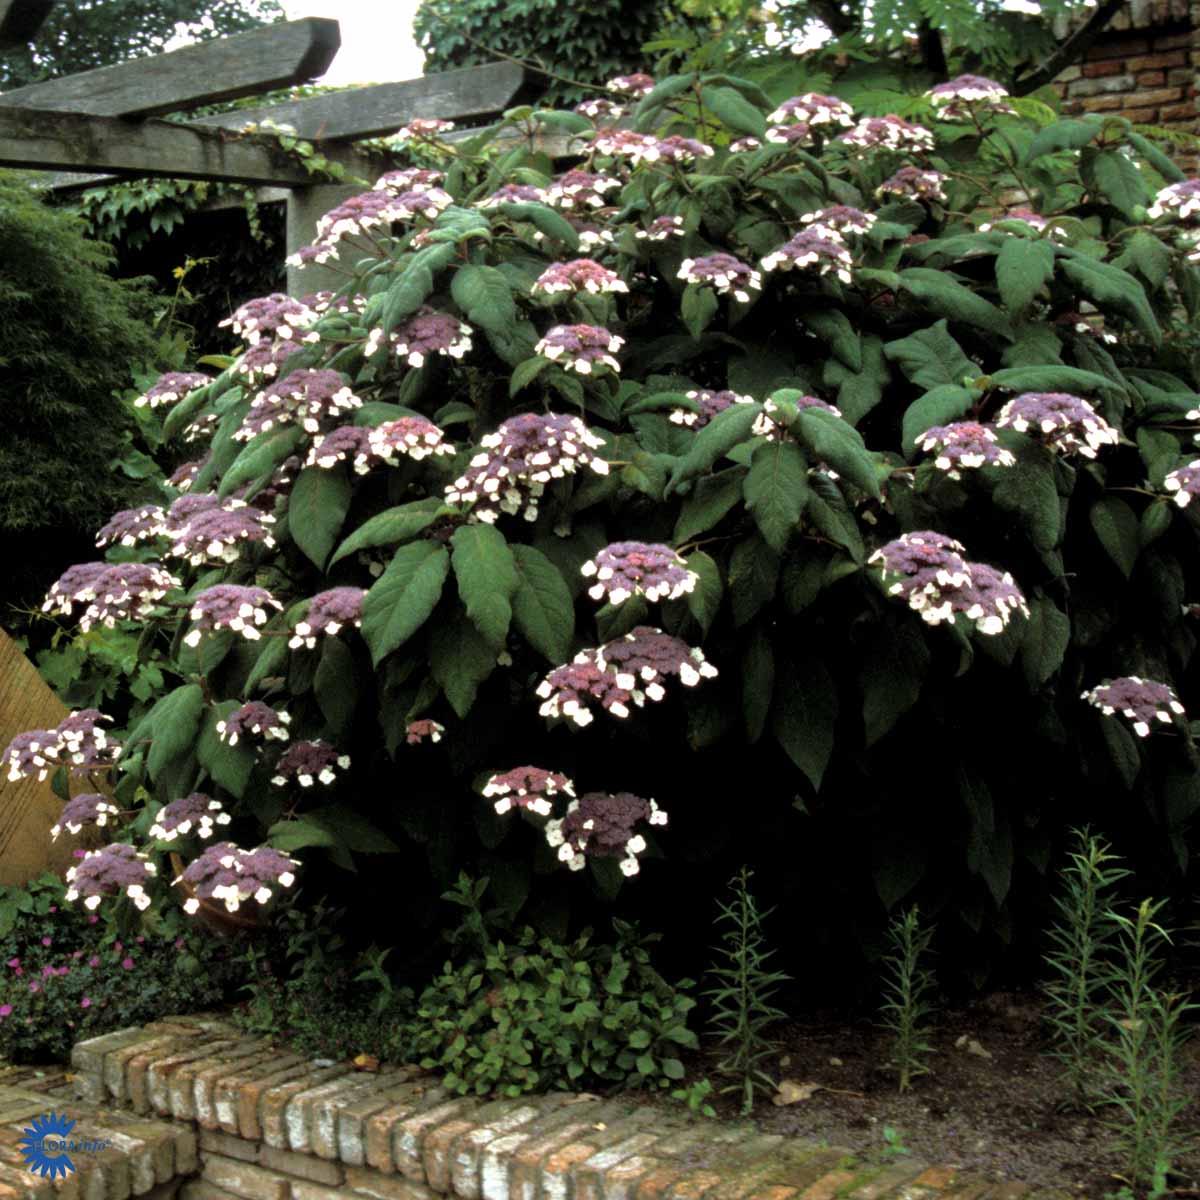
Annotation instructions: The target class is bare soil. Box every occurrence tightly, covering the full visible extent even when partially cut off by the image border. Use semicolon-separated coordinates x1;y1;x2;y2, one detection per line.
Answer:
634;991;1200;1198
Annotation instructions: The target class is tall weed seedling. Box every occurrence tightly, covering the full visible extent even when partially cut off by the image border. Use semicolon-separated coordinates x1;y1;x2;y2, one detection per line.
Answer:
1041;827;1130;1103
1100;899;1198;1194
703;867;790;1115
880;906;937;1092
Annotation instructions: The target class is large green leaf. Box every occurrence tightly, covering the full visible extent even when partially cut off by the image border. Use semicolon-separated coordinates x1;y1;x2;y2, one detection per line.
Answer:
898;268;1012;339
451;525;519;650
1019;595;1070;689
823;335;888;425
510;545;574;663
901;385;977;454
990;446;1062;552
771;650;837;792
743;440;810;552
673;467;745;544
218;426;305;498
989;365;1122;397
451;264;516;333
741;624;774;743
1025;118;1099;162
1091;150;1148;219
962;772;1012;906
860;621;929;746
360;542;450;666
666;402;760;493
314;636;357;738
1089;496;1139;578
195;702;254;799
801;308;861;372
1058;251;1161;346
701;84;767;136
794;408;881;498
884;320;974;390
684;551;723;636
498;202;580;251
329;499;443;567
729;534;779;627
146;684;205;783
288;466;353;570
995;237;1055;315
681;284;719;340
430;614;496;718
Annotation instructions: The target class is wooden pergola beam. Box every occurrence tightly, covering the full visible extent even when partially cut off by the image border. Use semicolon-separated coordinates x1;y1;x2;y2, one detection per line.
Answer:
189;62;525;141
0;17;340;118
0;105;373;187
0;0;53;49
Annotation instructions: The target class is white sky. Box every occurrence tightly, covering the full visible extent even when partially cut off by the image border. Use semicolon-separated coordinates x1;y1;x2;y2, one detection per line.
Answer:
282;0;426;84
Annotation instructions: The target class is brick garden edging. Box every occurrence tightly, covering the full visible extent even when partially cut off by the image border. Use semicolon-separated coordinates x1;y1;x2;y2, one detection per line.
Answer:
65;1015;1072;1200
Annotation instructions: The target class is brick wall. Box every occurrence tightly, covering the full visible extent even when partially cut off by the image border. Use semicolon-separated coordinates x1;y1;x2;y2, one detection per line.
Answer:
1052;0;1199;171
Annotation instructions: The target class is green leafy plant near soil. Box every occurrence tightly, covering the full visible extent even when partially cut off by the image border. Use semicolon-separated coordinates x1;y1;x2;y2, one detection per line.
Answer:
11;65;1200;1000
403;875;698;1096
1041;826;1131;1103
0;873;240;1062
879;905;937;1093
704;866;790;1113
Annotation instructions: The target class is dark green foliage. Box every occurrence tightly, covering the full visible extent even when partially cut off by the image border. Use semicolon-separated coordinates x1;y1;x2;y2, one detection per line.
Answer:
414;0;668;107
403;877;698;1096
0;0;283;89
0;172;160;604
703;867;790;1114
0;873;240;1062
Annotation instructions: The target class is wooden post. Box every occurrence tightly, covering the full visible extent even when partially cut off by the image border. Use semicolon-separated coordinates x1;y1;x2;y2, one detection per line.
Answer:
286;183;364;296
0;0;54;49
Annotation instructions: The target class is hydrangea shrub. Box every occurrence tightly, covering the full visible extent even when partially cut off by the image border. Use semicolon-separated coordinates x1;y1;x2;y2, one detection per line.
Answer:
11;73;1200;978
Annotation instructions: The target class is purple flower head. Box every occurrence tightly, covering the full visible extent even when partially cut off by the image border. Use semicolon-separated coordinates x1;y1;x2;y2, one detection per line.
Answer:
1082;676;1186;738
389;117;455;142
307;189;451;252
2;729;58;783
185;584;281;646
271;740;350;788
841;115;935;154
55;709;116;769
769;93;854;128
670;389;753;429
581;542;699;606
1148;179;1200;220
766;123;817;146
366;416;455;465
877;167;947;202
598;626;719;694
482;766;576;816
305;425;377;473
231;337;308;387
148;793;231;843
994;392;1119;458
220;294;320;347
916;422;1016;478
217;701;291;746
1164;460;1200;507
761;228;852;282
574;97;625;123
65;844;157;911
729;136;762;152
536;652;639;726
289;587;365;649
926;74;1014;120
135;372;210;410
678;253;762;301
800;206;876;235
532;259;628;298
364;309;472;366
535;324;623;375
635;216;685;241
373;167;444;194
606;73;655;96
869;531;1029;635
96;504;166;549
446;412;609;523
177;842;299;914
167;458;205;493
238;368;362;440
546;791;668;875
478;182;548;208
0;1005;10;1017
51;793;119;841
405;719;444;745
544;170;623;212
43;562;179;629
591;130;713;166
164;497;276;566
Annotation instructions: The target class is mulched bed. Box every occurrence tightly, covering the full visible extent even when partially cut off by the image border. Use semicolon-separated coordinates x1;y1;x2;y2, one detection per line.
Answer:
635;989;1200;1198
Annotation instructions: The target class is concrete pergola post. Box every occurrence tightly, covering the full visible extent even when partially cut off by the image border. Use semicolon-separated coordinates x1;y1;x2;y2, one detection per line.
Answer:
285;182;365;295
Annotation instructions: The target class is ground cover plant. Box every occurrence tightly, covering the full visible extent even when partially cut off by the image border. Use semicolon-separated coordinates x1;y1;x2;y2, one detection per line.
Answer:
6;67;1200;1003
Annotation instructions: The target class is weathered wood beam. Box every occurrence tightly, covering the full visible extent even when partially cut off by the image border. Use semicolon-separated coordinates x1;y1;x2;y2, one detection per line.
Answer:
0;106;374;187
189;62;524;141
0;0;53;48
0;17;340;118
